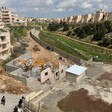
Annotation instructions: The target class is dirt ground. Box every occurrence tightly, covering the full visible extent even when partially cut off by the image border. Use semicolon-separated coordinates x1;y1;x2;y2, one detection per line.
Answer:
0;68;30;95
26;31;73;68
57;88;112;112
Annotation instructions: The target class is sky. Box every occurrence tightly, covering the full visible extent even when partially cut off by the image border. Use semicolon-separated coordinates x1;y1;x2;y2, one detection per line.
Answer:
0;0;112;18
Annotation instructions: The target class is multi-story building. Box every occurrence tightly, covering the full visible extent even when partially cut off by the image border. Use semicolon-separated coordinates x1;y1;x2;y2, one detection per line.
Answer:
0;7;13;25
68;16;74;23
0;7;27;26
74;15;82;23
39;10;112;24
93;10;105;22
0;30;13;60
12;14;19;23
82;14;92;23
0;11;4;29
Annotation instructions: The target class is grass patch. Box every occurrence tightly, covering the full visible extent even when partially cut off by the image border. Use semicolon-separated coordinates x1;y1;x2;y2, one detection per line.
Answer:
7;25;28;41
39;31;112;61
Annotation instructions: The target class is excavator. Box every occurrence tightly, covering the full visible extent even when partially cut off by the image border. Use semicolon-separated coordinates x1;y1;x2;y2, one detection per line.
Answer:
16;58;45;72
17;59;30;71
31;58;45;70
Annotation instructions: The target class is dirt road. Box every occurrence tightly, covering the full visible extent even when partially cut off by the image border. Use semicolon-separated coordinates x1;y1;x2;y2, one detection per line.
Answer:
26;31;73;68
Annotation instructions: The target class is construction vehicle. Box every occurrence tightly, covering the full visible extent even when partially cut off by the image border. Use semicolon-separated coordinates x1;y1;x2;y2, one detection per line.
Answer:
16;58;45;71
16;59;30;71
31;58;45;70
33;45;40;52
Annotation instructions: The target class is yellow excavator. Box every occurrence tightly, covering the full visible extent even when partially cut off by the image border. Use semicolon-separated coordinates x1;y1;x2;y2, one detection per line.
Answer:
16;58;45;71
31;58;45;70
17;59;29;71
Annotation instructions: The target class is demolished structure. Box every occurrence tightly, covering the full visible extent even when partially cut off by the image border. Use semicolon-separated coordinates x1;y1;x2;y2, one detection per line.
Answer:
5;52;67;85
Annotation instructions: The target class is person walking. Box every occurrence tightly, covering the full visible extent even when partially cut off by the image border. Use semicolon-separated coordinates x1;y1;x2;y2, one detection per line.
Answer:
1;96;6;105
18;99;23;108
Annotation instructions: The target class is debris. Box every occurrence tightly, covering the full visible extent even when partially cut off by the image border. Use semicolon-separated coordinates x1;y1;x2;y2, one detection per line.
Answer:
0;75;30;95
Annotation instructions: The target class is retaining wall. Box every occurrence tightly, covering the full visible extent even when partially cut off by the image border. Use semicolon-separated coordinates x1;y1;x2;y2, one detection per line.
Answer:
93;58;112;64
30;29;85;65
9;68;27;85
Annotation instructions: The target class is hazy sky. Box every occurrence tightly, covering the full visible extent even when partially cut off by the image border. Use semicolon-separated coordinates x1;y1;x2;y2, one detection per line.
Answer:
0;0;112;18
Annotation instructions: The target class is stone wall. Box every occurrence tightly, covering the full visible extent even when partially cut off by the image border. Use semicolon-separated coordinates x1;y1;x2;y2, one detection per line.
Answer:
93;58;112;64
30;29;85;65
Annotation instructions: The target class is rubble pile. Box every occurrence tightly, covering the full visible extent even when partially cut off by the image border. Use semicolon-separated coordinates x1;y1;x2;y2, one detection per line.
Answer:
0;75;30;94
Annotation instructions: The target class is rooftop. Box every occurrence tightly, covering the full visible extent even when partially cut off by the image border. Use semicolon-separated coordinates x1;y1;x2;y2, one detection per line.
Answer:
66;64;87;75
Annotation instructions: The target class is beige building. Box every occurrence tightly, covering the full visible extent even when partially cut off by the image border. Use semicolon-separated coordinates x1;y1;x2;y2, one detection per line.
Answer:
0;30;13;60
68;16;74;23
104;12;112;21
0;12;4;29
0;7;13;25
0;7;27;26
37;10;112;24
74;15;82;23
82;14;92;23
93;10;105;22
12;14;19;23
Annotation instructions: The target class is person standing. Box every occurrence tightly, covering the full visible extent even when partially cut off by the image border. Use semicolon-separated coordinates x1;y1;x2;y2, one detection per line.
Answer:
1;96;6;105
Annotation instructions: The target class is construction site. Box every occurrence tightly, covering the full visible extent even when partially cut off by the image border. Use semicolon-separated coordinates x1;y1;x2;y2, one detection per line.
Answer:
0;29;112;112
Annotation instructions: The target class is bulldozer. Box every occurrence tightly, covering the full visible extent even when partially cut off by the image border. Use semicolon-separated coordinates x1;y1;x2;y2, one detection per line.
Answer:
33;45;40;52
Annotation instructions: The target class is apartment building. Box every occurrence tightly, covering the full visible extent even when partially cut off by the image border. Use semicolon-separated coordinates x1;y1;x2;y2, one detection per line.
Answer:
93;10;105;22
68;16;74;23
0;7;27;26
40;10;112;24
12;14;19;23
82;14;92;23
0;30;13;60
74;15;82;23
104;12;112;21
0;11;4;29
0;7;13;25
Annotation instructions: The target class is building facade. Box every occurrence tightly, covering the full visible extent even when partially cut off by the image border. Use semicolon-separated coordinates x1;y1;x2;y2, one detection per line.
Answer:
0;30;13;60
0;7;27;26
38;10;112;24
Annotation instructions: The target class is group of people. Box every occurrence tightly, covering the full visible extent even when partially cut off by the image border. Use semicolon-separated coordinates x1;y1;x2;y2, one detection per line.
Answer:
13;96;25;112
0;95;25;112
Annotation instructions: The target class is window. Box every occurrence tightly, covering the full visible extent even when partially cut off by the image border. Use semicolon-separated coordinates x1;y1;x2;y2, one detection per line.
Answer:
56;72;58;76
61;70;63;73
45;72;48;76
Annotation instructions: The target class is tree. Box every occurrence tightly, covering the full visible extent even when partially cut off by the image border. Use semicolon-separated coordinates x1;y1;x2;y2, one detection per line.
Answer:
48;22;59;31
102;37;112;46
66;30;72;36
63;24;69;31
93;29;106;41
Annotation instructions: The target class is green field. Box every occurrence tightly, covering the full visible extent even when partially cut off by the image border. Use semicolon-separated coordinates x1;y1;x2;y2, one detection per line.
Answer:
39;31;112;61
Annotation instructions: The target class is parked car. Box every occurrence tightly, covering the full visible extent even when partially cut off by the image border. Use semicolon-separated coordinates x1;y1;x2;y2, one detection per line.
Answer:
21;43;29;47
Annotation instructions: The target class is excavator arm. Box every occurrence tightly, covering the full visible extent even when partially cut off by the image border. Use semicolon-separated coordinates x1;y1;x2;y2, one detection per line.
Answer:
17;58;45;71
37;61;45;70
31;58;45;70
17;59;29;70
